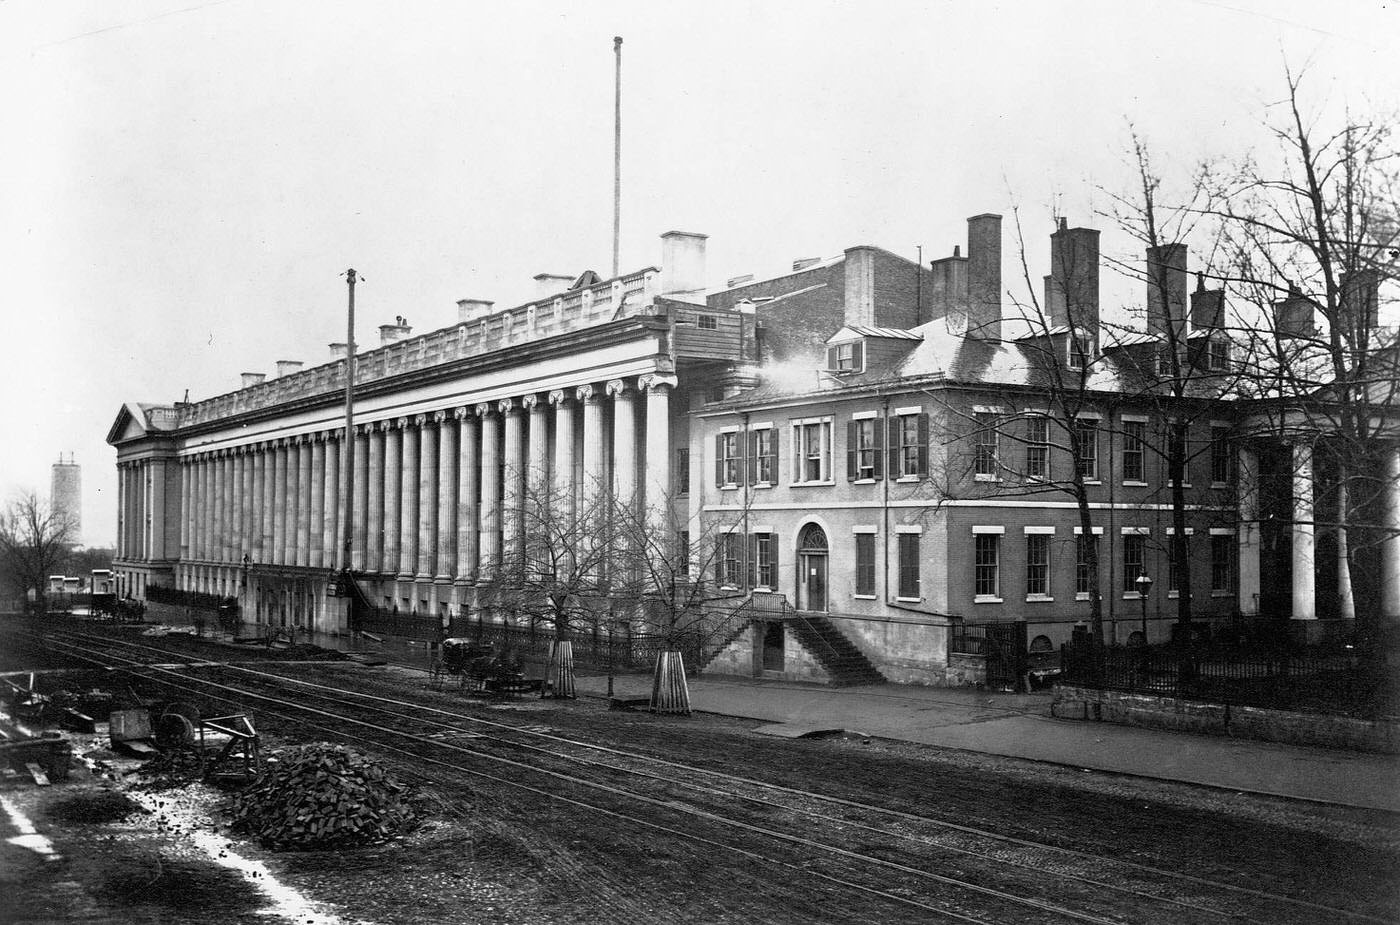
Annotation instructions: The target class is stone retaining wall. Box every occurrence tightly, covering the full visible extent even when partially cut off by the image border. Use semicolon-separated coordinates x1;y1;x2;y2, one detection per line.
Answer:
1052;684;1400;754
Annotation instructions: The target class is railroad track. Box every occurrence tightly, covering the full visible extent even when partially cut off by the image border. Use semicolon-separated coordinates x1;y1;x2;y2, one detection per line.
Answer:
24;626;1398;925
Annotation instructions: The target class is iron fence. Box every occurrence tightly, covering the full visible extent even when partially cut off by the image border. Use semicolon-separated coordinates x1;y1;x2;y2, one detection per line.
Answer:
1060;641;1392;718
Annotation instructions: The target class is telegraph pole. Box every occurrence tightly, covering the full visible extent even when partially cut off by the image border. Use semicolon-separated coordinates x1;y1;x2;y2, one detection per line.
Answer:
341;269;358;575
612;35;622;279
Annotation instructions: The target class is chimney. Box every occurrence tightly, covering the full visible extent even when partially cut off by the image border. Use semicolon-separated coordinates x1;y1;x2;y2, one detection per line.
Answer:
1341;269;1380;330
931;246;968;330
842;245;878;327
457;299;494;324
532;273;574;301
1190;273;1225;330
1146;243;1189;343
1048;219;1101;341
966;214;1003;340
1273;288;1315;338
328;342;349;360
240;372;266;389
727;274;754;288
659;231;708;304
792;257;821;271
379;316;412;346
274;360;303;378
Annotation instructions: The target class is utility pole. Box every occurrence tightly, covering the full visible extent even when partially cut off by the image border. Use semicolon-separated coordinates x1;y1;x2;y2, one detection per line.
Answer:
612;35;623;279
341;269;358;575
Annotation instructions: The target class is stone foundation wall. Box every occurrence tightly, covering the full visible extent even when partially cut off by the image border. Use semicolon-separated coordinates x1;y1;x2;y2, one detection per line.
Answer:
944;653;987;687
1052;684;1400;754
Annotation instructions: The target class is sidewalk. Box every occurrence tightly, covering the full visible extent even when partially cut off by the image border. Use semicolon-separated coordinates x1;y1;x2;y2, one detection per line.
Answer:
574;674;1400;813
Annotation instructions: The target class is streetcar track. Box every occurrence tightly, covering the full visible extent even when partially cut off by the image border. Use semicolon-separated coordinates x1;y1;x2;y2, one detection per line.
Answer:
30;627;1399;925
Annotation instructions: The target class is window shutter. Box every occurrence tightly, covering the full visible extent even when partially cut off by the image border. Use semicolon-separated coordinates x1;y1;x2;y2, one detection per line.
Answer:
917;414;930;477
748;534;756;590
791;425;801;481
768;427;780;481
826;346;838;371
887;417;900;476
852;340;865;372
746;430;758;485
714;434;724;486
846;420;857;480
872;415;884;480
771;534;780;590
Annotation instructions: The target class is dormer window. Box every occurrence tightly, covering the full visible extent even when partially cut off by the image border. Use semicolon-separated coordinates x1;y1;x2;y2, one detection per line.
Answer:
1206;338;1230;372
1068;336;1090;370
827;340;864;373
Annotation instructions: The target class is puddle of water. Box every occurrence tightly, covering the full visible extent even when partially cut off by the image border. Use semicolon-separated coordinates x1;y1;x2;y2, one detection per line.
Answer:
0;794;62;861
128;790;343;925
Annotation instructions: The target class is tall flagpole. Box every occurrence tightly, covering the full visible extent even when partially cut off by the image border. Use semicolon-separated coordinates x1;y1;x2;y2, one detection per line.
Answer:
613;36;622;279
342;269;357;575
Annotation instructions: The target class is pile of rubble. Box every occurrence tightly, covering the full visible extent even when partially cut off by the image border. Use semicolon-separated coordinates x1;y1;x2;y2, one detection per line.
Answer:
228;743;420;851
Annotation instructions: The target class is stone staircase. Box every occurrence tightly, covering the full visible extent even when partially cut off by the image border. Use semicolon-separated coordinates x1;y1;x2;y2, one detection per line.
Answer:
785;612;887;687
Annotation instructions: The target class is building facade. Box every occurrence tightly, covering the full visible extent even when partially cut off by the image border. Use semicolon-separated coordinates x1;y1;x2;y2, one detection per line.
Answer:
109;216;1400;687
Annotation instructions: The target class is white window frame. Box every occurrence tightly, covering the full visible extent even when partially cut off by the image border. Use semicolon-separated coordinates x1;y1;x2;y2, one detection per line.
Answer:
790;416;833;485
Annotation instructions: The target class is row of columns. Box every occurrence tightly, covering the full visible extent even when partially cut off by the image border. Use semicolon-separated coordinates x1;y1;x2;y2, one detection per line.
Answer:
116;459;167;562
176;374;677;588
1239;442;1400;622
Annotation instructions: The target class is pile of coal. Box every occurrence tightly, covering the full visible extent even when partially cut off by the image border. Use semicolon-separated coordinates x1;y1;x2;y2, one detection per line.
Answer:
228;743;418;850
133;750;206;790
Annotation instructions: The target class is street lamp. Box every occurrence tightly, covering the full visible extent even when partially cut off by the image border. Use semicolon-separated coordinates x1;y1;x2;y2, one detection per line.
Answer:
1135;572;1154;643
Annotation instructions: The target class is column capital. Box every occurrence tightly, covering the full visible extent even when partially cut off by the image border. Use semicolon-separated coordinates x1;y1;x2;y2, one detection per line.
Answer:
639;373;679;392
276;438;291;449
548;389;571;407
413;413;428;427
576;384;597;403
375;419;393;433
475;402;493;418
454;405;473;421
605;378;630;398
394;416;410;429
498;398;517;415
432;409;448;424
521;393;541;412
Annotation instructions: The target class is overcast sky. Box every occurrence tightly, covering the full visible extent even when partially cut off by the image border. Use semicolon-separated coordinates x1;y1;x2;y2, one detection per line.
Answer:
1;0;1394;547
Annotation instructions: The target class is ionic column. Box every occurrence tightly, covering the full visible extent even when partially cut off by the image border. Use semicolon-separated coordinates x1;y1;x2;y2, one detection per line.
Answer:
116;464;126;559
210;452;224;563
382;421;402;575
260;444;275;565
324;433;342;570
229;451;242;560
579;384;605;523
1237;446;1261;616
144;463;154;559
455;408;479;580
436;411;457;579
239;448;254;558
1381;445;1400;624
477;403;501;575
608;379;637;517
151;459;167;560
500;399;523;565
295;437;312;567
221;452;234;562
1336;478;1356;621
1291;442;1316;621
525;394;549;504
179;459;191;558
352;425;369;570
550;389;576;538
418;413;439;578
273;441;289;566
398;416;421;577
367;423;386;572
251;447;266;562
309;435;326;569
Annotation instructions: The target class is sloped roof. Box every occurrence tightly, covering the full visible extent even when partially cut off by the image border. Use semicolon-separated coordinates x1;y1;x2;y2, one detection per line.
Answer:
826;325;923;344
105;402;178;445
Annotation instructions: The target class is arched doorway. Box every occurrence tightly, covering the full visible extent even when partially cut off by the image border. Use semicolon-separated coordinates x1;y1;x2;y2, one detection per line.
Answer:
798;524;828;612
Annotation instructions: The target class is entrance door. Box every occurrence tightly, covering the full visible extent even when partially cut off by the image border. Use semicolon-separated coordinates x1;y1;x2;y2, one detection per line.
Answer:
798;524;829;612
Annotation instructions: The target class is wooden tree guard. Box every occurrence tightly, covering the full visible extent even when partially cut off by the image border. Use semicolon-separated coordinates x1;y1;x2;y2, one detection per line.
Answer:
543;639;576;699
650;650;691;715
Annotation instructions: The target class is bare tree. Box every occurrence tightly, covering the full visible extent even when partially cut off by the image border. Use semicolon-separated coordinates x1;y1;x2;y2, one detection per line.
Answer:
0;491;75;611
1199;66;1399;641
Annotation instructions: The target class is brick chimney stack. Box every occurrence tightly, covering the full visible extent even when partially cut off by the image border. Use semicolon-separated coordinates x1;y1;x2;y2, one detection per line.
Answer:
240;372;266;388
1146;243;1189;344
1047;218;1101;341
379;316;413;345
966;214;1003;340
457;299;494;324
659;231;708;305
274;360;303;378
1341;269;1380;330
1190;273;1225;331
